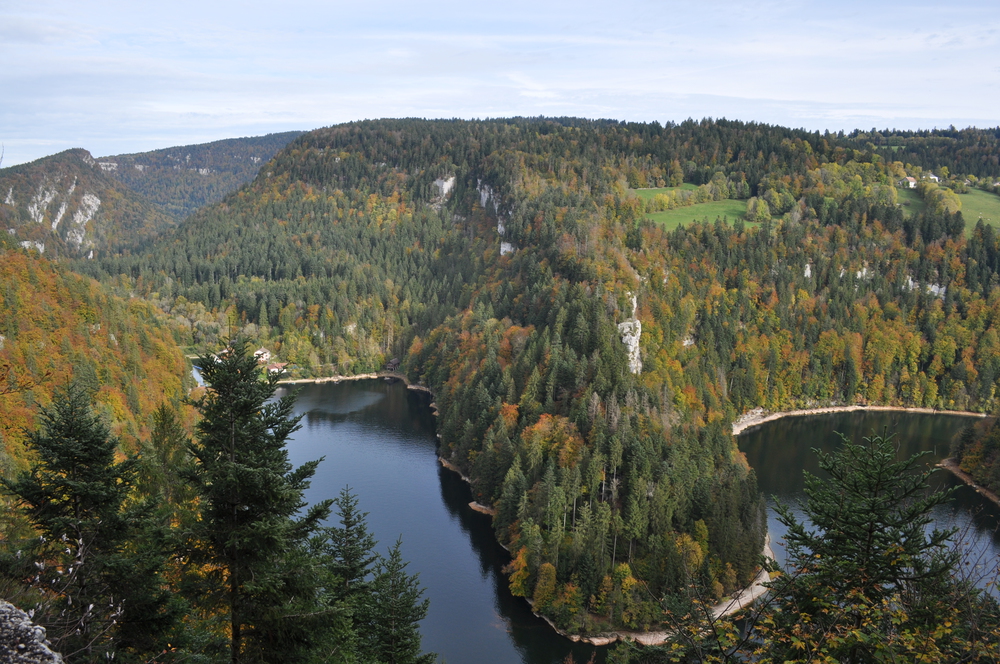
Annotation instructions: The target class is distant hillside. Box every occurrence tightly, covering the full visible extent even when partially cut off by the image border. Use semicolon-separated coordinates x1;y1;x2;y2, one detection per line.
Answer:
0;132;303;257
0;148;174;257
98;131;304;221
0;249;192;475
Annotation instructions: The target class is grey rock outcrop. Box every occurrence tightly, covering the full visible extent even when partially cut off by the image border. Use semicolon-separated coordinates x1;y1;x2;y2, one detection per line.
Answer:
0;600;63;663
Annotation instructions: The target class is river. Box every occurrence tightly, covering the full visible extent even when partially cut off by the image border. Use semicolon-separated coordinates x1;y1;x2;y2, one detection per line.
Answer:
279;380;604;664
738;409;1000;588
280;380;1000;663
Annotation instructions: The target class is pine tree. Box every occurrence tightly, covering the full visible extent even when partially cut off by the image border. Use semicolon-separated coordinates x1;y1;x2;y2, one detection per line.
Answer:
755;431;997;662
327;486;377;601
0;384;180;661
185;338;335;663
357;539;435;664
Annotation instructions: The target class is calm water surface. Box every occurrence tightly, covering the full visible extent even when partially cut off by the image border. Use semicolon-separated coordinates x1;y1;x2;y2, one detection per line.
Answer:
282;381;1000;663
739;410;1000;587
280;380;604;664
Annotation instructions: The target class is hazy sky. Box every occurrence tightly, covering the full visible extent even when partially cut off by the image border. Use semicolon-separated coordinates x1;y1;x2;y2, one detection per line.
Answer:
3;0;999;166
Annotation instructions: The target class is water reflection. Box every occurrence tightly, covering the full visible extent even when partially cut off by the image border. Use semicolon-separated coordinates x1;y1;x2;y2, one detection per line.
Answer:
284;380;604;664
739;410;1000;589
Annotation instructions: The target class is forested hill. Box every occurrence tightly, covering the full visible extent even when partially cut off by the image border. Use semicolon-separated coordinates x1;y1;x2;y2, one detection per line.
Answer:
0;148;174;257
0;132;303;257
98;131;304;220
0;248;192;476
78;117;1000;634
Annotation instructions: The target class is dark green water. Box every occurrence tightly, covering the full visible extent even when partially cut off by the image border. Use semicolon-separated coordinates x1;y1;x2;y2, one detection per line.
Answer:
279;380;604;664
739;410;1000;585
281;380;1000;663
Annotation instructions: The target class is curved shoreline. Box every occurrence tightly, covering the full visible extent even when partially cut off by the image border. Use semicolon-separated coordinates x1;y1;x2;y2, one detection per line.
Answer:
436;452;775;647
278;370;411;386
937;458;1000;508
732;405;986;437
292;372;775;646
554;538;775;647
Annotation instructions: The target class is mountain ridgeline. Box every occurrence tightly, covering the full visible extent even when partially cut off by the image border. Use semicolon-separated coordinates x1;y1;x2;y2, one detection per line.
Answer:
0;132;302;257
65;117;1000;633
98;131;305;221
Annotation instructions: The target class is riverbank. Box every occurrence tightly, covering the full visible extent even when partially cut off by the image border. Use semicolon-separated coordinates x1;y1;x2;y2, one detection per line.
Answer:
278;370;407;385
937;458;1000;508
554;538;775;647
733;405;986;437
437;452;775;646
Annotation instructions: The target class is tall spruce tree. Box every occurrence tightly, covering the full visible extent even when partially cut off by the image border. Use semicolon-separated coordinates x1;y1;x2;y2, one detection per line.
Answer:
357;539;435;664
327;486;378;601
756;431;999;662
185;339;335;663
0;384;180;662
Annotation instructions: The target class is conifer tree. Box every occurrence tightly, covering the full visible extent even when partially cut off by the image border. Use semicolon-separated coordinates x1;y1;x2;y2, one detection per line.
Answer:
357;539;435;664
0;384;180;662
327;486;377;601
185;339;334;663
750;432;999;662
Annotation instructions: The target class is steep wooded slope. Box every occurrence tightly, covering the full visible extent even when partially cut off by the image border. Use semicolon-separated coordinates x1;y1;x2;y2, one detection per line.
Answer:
79;118;1000;633
0;249;191;476
0;133;304;257
0;149;173;257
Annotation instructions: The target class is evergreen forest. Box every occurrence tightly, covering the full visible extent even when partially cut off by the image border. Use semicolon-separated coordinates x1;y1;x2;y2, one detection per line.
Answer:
3;117;1000;660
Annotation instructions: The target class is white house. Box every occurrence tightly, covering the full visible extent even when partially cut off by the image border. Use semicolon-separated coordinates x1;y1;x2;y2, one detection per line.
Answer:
254;347;272;364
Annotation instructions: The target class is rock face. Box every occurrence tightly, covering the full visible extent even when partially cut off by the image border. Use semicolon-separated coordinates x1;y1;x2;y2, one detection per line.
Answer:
618;319;642;374
0;600;63;664
477;180;516;255
617;294;642;374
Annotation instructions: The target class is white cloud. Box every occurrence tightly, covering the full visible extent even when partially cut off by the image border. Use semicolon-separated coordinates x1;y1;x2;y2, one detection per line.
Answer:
1;0;998;165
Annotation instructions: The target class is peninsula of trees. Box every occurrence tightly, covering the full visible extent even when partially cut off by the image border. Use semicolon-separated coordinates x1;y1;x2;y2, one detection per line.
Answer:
3;118;1000;644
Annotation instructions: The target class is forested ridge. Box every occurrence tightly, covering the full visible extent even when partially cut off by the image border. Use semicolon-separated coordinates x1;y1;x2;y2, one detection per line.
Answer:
0;247;192;471
0;132;302;257
0;148;175;256
99;131;305;221
47;117;1000;638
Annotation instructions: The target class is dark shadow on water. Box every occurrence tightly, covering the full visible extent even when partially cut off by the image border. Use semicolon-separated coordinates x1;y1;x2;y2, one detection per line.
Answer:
740;410;1000;593
286;379;607;664
436;465;608;664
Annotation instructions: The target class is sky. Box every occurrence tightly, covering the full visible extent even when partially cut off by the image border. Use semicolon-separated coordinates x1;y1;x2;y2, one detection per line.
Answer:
3;0;999;166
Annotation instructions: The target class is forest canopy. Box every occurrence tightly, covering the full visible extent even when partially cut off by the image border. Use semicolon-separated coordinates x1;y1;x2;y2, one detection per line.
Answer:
5;117;1000;638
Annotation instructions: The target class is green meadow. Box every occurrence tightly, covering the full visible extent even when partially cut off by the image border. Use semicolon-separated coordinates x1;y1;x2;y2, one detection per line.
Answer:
897;186;1000;234
635;185;1000;234
896;187;926;217
959;189;1000;233
645;199;748;230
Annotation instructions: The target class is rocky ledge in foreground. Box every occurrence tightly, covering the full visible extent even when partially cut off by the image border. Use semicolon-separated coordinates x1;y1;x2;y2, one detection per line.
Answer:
0;600;63;664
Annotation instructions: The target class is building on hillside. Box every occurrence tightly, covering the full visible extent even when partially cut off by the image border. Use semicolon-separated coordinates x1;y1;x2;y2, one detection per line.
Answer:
903;176;917;188
254;347;272;364
266;362;287;375
385;357;401;372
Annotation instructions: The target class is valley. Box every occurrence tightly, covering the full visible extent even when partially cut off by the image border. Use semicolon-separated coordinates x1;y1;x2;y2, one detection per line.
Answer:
2;118;1000;661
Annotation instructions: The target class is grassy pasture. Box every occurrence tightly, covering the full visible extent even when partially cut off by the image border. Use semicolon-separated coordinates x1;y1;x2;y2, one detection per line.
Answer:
897;186;1000;235
896;187;926;217
959;189;1000;233
645;199;748;230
